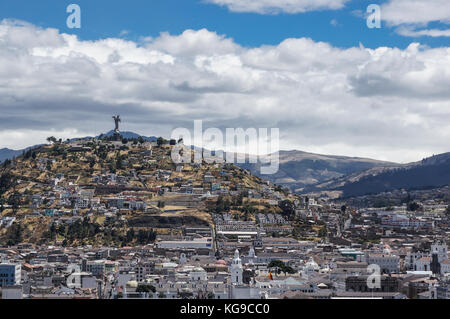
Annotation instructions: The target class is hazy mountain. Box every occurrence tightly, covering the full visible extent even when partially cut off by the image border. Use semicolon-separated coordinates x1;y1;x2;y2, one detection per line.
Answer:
0;148;23;163
100;130;158;142
297;153;450;198
336;153;450;198
0;145;42;164
239;150;397;191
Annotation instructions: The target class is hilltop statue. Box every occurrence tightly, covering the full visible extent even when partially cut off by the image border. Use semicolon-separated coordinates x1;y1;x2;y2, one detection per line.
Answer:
112;115;122;141
112;115;121;133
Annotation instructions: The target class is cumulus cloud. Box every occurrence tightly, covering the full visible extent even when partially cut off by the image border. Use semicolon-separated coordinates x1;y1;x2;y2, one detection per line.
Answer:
381;0;450;26
1;20;450;163
396;26;450;38
381;0;450;37
205;0;350;14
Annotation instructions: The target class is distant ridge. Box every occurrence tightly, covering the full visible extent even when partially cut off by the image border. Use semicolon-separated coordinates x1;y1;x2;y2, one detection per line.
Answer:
239;150;398;191
100;130;158;142
337;153;450;198
0;145;42;163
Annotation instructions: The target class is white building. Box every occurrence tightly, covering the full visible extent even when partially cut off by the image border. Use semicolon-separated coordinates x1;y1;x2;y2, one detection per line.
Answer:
431;241;448;263
230;249;243;285
1;285;22;299
189;267;208;281
367;254;400;274
156;238;212;250
84;260;106;277
412;241;450;274
0;263;21;286
415;257;431;272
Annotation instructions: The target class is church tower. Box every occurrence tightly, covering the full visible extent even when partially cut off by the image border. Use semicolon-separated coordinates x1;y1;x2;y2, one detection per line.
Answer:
248;246;256;265
230;249;243;285
431;240;448;263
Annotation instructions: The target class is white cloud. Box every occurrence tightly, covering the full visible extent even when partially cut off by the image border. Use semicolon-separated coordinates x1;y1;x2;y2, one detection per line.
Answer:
396;26;450;38
1;20;450;163
205;0;350;14
381;0;450;37
0;129;87;150
381;0;450;26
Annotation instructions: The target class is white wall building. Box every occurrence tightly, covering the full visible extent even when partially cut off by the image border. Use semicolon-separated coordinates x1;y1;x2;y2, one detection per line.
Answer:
230;249;243;285
367;254;400;274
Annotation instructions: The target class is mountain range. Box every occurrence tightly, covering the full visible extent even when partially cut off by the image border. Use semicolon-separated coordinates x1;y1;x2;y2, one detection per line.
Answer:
0;145;42;164
243;151;450;199
240;150;398;191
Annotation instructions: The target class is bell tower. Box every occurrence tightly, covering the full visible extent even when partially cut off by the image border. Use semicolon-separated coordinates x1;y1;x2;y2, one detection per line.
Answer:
230;249;243;285
431;240;447;263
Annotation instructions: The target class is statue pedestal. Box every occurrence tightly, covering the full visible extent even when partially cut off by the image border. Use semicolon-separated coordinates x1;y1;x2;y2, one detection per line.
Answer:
113;131;122;141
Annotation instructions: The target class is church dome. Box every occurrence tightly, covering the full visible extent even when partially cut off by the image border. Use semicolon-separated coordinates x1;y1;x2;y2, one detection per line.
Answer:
192;266;205;272
305;258;319;271
216;260;227;265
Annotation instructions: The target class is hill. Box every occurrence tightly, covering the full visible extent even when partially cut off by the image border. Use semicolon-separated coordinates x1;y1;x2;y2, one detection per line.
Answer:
0;136;293;246
299;153;450;199
0;146;42;164
338;153;450;198
0;148;23;163
0;132;158;164
240;150;396;192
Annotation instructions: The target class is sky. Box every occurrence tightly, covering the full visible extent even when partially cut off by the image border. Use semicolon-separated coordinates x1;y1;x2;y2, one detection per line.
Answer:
1;0;450;163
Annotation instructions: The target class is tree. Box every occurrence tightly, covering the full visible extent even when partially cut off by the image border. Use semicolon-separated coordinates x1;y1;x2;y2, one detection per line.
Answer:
108;159;117;173
268;260;285;269
158;292;166;299
157;137;167;147
6;223;22;246
178;291;193;299
88;156;96;169
136;284;156;293
279;200;295;218
48;223;57;241
126;229;135;243
137;229;157;244
446;205;450;215
46;136;57;144
8;192;21;212
268;260;295;275
2;159;12;168
115;292;123;299
318;226;328;238
116;156;124;170
0;172;15;196
407;201;421;212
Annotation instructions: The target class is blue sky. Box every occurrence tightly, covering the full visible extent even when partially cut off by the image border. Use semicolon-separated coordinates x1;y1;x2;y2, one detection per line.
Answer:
1;0;449;49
